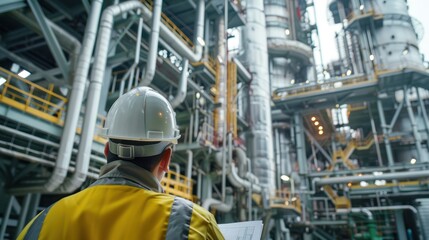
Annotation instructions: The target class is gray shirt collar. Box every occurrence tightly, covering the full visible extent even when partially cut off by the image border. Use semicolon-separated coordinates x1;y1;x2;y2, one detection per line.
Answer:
99;160;164;193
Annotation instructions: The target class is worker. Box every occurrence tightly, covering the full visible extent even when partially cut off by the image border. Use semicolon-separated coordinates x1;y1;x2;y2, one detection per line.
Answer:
17;87;225;240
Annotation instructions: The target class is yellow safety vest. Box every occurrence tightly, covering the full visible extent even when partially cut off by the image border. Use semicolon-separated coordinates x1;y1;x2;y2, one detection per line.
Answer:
17;161;225;240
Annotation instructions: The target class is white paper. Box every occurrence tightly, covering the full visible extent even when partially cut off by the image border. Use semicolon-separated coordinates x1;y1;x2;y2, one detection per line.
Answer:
218;220;263;240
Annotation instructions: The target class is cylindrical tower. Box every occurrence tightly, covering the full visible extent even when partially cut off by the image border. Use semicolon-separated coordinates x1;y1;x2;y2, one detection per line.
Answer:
241;0;276;193
265;0;315;90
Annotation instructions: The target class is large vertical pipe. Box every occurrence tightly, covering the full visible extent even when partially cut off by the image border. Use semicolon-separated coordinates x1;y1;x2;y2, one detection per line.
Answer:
140;0;162;86
170;59;189;108
242;0;275;194
294;113;308;175
77;2;147;194
55;0;104;193
7;0;103;194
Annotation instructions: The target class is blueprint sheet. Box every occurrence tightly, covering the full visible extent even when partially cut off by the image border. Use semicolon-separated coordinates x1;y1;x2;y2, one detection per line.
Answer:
218;220;263;240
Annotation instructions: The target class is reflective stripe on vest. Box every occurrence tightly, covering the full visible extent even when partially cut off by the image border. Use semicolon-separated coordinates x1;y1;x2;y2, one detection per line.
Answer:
166;197;193;240
23;205;53;240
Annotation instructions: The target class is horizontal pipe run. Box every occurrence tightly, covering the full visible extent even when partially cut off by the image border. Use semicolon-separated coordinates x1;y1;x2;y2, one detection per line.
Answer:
315;170;429;185
0;125;106;165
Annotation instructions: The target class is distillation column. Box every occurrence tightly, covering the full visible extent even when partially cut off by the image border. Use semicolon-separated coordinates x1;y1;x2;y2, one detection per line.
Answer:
241;0;276;193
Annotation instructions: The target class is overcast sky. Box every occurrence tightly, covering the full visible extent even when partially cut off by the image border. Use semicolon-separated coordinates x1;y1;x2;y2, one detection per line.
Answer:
314;0;429;67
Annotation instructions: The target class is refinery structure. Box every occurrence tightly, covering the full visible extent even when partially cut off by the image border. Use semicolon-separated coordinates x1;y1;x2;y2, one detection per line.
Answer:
1;0;429;239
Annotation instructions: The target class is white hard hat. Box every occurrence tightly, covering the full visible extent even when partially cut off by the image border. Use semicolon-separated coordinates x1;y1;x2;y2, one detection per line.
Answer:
102;87;180;145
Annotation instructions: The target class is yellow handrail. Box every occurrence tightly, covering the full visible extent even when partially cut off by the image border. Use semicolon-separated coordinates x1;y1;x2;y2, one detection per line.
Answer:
0;67;67;124
142;0;194;48
161;170;194;201
272;75;376;101
0;66;107;144
269;189;302;213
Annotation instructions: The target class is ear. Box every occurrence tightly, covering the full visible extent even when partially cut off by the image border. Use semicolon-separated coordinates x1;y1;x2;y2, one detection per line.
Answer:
104;142;109;158
158;147;172;172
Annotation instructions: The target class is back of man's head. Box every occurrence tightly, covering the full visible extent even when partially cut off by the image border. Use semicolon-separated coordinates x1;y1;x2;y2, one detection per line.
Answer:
101;87;180;171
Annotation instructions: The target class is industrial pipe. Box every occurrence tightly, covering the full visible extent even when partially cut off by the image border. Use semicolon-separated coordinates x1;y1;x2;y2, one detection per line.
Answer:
155;0;205;63
337;208;373;220
229;162;262;193
202;188;233;212
140;0;162;86
6;0;103;195
215;146;262;193
279;219;291;240
170;59;189;108
55;0;104;193
339;206;424;240
315;170;429;185
123;15;144;93
170;162;180;175
78;1;208;182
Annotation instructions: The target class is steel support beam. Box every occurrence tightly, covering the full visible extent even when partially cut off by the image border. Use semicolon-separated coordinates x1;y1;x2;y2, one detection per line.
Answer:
377;99;395;166
295;113;308;175
404;87;424;162
0;0;25;14
27;0;69;77
395;210;407;240
416;89;429;151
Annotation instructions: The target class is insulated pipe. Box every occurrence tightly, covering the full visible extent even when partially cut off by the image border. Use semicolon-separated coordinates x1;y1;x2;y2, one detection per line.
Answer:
156;0;205;63
337;208;373;220
7;0;102;194
315;170;429;185
140;0;162;86
124;15;144;93
279;219;291;240
77;1;208;188
77;1;149;195
340;206;424;240
53;0;104;193
229;163;262;193
170;59;189;108
138;0;205;64
215;149;262;193
170;162;180;174
202;188;233;212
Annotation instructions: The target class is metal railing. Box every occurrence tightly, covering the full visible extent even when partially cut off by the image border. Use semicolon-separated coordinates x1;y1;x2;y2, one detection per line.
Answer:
0;66;107;143
161;170;194;200
272;75;374;101
142;0;194;48
191;55;217;76
269;189;302;214
0;66;67;124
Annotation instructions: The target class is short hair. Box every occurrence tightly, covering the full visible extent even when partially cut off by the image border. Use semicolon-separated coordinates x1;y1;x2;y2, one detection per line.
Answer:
107;139;165;172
